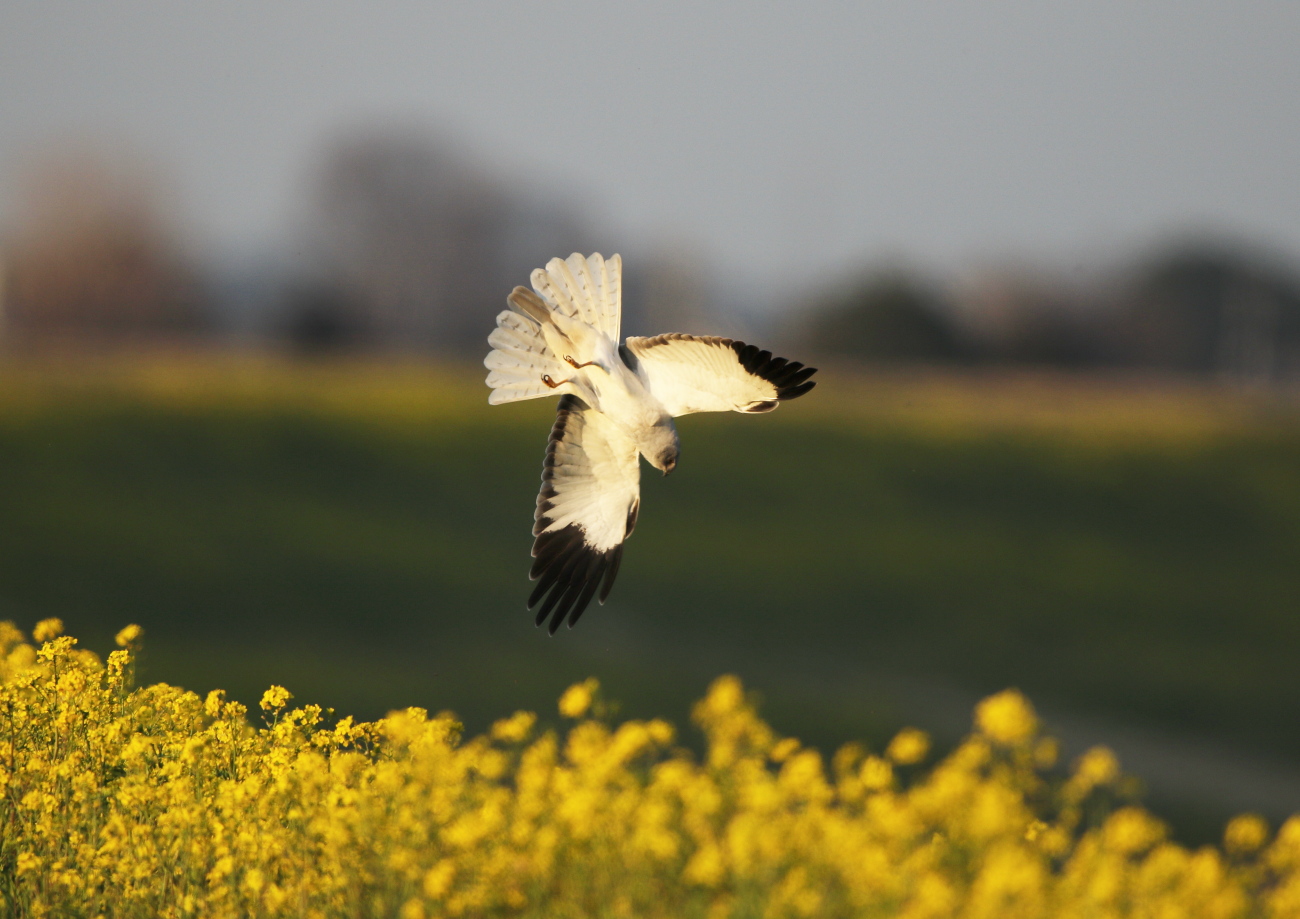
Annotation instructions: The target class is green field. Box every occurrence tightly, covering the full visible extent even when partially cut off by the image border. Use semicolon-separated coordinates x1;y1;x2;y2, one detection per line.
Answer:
1;355;1298;835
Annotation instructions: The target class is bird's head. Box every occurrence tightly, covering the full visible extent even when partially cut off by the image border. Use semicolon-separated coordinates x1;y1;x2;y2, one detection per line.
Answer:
642;419;681;476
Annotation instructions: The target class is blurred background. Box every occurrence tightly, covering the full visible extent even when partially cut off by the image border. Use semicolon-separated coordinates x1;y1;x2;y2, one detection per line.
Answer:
2;3;1299;842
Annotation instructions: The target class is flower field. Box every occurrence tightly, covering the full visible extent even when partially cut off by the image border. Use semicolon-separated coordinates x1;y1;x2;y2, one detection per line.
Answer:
2;356;1300;821
3;620;1299;918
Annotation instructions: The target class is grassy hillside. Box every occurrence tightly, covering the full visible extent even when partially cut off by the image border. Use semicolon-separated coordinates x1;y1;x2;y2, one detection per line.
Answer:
0;355;1298;823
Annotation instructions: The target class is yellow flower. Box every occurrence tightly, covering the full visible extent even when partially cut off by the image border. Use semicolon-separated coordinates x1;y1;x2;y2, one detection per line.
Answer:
770;737;801;763
860;755;894;791
259;684;293;711
1224;813;1269;855
114;624;143;647
2;619;1295;918
558;678;598;719
684;843;725;887
422;860;455;898
1074;746;1120;787
491;710;536;744
1269;815;1300;872
646;719;675;746
33;618;64;642
974;689;1037;745
1102;807;1165;856
699;674;743;718
204;689;226;718
886;728;931;765
966;843;1046;919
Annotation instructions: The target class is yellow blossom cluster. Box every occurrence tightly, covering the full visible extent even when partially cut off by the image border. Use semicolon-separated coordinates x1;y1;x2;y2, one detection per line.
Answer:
3;621;1300;918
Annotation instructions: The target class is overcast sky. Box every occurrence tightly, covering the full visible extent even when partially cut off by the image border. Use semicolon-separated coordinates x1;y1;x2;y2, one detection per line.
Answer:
2;2;1298;299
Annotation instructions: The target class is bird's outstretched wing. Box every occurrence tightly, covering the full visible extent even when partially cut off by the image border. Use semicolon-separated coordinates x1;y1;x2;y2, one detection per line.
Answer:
530;394;640;634
622;334;817;417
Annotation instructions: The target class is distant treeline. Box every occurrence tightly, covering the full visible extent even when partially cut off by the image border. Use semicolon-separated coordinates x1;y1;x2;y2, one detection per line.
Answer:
3;137;1298;381
795;242;1300;382
0;131;706;355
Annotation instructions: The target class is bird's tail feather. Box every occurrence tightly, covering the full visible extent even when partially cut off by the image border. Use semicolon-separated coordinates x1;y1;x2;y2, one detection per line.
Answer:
532;253;622;343
484;308;571;405
507;287;551;325
484;253;622;405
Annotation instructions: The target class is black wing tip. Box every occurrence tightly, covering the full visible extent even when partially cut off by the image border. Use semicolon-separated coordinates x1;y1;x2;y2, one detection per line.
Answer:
786;379;817;399
527;523;622;635
632;333;818;404
527;396;636;635
730;341;819;402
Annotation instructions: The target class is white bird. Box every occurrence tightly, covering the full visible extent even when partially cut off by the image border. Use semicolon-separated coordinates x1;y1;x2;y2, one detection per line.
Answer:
485;253;817;634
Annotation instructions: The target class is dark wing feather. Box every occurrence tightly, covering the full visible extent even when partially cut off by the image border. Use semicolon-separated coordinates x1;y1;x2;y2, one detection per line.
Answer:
527;395;641;634
623;334;817;416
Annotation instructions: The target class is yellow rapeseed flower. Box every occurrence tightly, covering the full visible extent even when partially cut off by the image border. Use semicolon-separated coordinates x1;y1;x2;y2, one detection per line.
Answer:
699;674;743;717
770;737;800;763
490;710;536;744
0;619;1292;919
204;689;225;718
974;689;1038;745
259;684;293;711
114;623;143;647
859;755;894;791
1269;816;1300;873
646;718;674;746
1102;807;1165;856
1224;813;1269;855
886;727;931;765
558;677;598;719
684;843;725;887
422;861;455;899
32;618;63;642
1074;745;1120;787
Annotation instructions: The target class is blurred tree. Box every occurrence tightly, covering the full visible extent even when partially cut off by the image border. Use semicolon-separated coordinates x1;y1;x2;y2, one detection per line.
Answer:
299;127;593;354
0;152;207;344
801;268;965;363
278;281;366;353
1117;242;1300;382
952;269;1104;368
307;130;503;351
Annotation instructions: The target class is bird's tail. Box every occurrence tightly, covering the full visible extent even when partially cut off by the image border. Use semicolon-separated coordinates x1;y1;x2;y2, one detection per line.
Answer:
484;294;572;405
484;253;622;406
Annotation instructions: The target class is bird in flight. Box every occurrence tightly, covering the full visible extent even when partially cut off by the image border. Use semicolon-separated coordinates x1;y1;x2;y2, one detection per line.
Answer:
485;253;817;634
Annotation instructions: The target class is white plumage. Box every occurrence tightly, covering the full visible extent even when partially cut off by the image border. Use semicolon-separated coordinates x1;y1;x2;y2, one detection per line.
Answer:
485;253;817;634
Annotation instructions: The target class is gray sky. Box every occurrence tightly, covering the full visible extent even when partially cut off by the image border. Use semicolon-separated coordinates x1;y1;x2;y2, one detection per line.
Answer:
2;2;1298;298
